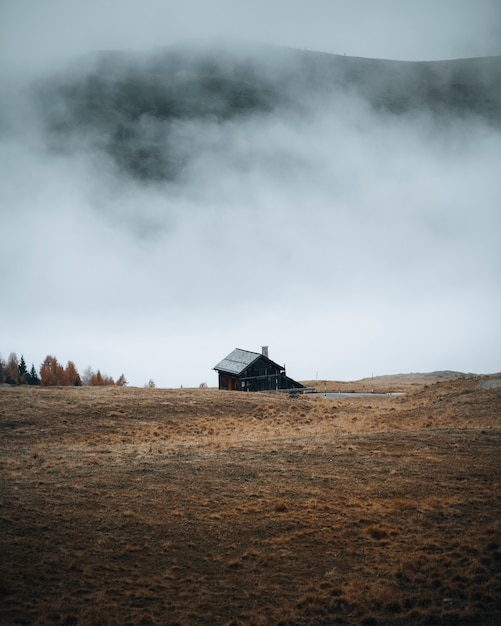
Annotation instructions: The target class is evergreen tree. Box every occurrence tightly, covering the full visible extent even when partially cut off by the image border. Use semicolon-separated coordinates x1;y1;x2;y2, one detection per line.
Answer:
18;355;28;384
27;363;40;385
0;354;6;384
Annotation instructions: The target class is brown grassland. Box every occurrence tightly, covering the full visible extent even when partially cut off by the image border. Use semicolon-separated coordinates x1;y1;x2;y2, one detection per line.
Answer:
1;374;500;625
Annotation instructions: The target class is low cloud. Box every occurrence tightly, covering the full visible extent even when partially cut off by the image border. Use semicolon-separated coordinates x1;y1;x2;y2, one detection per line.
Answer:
1;46;500;386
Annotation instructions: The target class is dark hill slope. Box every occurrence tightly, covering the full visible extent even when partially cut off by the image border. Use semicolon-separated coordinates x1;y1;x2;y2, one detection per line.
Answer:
33;43;501;180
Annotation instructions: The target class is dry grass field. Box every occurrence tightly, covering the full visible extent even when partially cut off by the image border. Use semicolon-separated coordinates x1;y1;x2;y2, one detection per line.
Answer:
1;374;500;625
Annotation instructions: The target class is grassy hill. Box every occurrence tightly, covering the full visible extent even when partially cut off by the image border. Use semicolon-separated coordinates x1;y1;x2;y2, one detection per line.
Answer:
303;370;477;393
1;375;500;624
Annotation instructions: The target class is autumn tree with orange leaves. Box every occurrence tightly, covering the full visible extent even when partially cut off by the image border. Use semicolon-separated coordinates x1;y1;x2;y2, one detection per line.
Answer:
1;351;126;387
39;356;66;386
64;361;82;386
40;359;118;386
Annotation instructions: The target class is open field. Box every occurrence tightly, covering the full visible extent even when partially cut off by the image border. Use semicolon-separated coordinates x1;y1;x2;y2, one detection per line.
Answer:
1;375;500;625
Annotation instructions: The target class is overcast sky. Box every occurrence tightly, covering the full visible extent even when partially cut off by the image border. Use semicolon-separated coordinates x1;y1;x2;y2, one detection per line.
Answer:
2;0;501;72
1;0;500;386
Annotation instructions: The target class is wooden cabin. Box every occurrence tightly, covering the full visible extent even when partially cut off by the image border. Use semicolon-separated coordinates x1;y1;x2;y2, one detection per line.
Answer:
214;347;304;392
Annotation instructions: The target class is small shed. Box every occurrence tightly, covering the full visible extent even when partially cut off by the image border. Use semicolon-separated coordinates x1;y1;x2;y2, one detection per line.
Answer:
214;347;304;392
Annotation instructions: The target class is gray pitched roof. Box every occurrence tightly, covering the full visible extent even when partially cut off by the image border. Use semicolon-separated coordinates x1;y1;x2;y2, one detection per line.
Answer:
213;348;261;375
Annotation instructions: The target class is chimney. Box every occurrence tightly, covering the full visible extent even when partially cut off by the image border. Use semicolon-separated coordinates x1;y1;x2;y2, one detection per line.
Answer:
261;346;269;358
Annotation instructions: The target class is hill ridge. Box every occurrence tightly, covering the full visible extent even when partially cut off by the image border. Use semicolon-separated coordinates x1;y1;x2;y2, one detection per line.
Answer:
32;42;501;181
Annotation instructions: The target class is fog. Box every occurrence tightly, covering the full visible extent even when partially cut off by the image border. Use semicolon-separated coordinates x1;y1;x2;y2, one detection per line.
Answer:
2;0;501;72
1;2;500;386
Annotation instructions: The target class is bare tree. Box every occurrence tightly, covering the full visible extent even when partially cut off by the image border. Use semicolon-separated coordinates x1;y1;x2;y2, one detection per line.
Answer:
5;353;19;385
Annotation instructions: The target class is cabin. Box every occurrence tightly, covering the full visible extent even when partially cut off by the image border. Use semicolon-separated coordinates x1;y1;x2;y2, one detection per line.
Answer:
214;347;304;392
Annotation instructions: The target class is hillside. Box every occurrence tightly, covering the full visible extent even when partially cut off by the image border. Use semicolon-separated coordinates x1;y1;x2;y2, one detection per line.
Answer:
1;376;500;624
303;370;478;393
31;42;501;181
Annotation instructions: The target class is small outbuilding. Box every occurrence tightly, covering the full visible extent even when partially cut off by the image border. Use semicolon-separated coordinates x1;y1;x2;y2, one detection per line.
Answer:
214;347;304;392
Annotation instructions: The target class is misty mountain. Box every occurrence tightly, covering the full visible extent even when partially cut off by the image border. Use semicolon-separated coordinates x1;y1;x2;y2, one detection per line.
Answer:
33;42;501;181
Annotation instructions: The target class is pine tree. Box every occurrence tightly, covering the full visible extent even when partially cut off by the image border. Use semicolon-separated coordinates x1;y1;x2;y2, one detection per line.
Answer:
18;355;28;385
27;363;40;385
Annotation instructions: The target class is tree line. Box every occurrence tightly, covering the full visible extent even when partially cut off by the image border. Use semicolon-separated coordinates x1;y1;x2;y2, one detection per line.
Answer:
0;353;127;387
